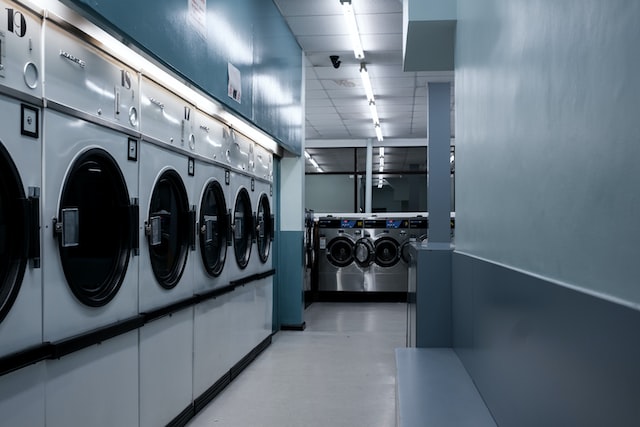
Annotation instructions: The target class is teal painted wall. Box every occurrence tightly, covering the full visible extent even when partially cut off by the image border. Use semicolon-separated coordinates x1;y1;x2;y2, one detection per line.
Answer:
455;0;640;305
65;0;303;154
276;231;304;328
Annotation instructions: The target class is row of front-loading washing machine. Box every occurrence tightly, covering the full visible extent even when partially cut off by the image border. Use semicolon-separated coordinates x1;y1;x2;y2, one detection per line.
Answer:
316;216;429;296
0;3;275;426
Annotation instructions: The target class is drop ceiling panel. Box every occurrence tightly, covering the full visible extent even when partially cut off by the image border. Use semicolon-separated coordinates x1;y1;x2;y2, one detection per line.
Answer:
297;35;354;52
286;16;348;36
306;98;335;107
357;13;402;35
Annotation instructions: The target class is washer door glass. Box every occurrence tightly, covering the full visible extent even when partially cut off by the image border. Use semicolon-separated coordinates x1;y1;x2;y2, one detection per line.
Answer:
326;236;354;268
0;143;28;322
58;149;131;307
199;180;227;277
256;193;272;264
374;237;400;267
148;170;190;289
233;187;253;269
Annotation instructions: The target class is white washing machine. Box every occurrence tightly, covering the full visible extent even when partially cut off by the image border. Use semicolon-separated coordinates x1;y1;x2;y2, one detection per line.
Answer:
138;76;196;427
221;127;255;285
0;2;45;426
250;142;275;276
0;0;43;360
41;20;140;427
41;18;140;343
192;109;229;294
250;142;274;340
191;109;234;408
138;76;196;311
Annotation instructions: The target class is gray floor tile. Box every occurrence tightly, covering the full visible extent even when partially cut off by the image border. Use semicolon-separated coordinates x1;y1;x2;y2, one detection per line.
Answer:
187;302;406;427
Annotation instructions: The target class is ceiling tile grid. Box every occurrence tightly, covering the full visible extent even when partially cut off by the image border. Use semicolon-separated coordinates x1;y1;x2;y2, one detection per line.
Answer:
274;0;454;174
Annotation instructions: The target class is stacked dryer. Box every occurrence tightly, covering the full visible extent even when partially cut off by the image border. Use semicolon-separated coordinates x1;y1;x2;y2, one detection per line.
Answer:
0;3;45;425
41;19;140;427
137;76;196;427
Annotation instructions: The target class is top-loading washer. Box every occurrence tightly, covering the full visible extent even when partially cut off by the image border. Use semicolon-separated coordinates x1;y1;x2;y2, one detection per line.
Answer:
138;76;197;312
363;218;410;292
192;108;229;293
220;126;254;284
317;217;365;292
41;19;141;342
0;0;43;359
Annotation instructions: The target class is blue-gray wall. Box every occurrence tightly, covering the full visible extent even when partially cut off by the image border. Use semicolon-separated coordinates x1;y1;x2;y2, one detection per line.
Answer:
453;0;640;425
65;0;303;154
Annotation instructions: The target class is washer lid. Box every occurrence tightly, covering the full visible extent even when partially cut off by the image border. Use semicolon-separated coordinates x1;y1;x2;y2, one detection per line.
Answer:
232;187;253;269
199;180;227;277
147;169;190;290
56;148;134;306
256;193;273;264
0;143;30;322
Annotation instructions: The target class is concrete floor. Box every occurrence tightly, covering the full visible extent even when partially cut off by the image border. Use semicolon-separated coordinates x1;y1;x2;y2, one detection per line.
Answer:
187;302;407;427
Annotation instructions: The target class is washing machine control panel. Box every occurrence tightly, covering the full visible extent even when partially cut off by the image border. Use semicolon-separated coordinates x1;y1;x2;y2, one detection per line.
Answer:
45;21;139;130
0;3;42;96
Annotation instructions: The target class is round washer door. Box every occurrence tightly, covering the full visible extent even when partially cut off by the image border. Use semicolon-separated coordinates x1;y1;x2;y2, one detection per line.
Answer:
326;236;354;267
354;237;375;267
58;148;132;307
374;236;400;268
400;241;412;264
199;180;227;277
233;187;253;269
147;169;190;289
0;143;29;321
256;193;272;264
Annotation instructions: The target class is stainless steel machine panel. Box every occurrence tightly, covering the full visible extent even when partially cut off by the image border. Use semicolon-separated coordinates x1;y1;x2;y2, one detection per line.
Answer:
363;218;410;292
317;217;364;292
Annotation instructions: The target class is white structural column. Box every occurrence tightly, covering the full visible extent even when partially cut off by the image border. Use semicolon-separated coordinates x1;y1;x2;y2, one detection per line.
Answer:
365;138;373;213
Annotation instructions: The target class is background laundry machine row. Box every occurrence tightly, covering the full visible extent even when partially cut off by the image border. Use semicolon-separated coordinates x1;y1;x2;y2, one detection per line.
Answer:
0;2;46;426
314;216;430;301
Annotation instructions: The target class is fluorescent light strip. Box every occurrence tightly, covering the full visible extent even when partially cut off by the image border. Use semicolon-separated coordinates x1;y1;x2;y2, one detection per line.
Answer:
359;64;375;102
379;147;385;158
340;0;365;60
360;63;384;141
369;101;380;125
304;150;311;159
375;124;384;142
377;177;384;188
